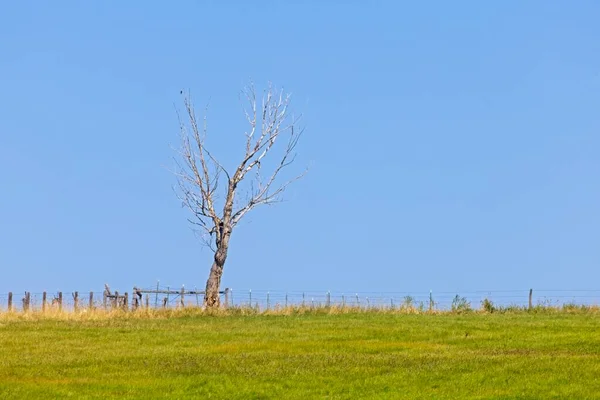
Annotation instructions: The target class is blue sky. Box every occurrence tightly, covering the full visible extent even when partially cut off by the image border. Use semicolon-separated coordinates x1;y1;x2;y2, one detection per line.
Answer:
1;1;599;296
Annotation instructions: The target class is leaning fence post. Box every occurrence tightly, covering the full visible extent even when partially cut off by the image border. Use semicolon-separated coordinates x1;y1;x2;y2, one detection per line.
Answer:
8;292;13;312
89;291;94;310
42;291;47;312
58;292;63;312
529;288;533;310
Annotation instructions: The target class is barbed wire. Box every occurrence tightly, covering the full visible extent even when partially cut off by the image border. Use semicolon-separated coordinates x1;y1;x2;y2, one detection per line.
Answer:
0;287;598;312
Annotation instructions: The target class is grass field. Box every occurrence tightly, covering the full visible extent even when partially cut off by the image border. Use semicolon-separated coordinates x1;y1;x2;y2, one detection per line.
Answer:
0;308;599;399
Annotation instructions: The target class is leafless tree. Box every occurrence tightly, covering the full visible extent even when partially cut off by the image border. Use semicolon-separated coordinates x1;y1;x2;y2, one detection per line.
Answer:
173;82;306;308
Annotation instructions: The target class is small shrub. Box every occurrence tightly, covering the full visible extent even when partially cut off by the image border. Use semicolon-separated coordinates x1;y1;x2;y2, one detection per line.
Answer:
451;295;471;313
481;298;495;313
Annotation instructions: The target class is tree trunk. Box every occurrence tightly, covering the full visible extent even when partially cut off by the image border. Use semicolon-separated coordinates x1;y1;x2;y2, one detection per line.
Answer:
204;243;229;307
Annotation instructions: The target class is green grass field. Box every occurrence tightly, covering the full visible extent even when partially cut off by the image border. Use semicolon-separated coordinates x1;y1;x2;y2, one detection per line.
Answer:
1;309;599;399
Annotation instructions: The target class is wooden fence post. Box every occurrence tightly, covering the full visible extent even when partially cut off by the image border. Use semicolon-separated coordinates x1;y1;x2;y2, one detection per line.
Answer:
89;292;94;310
326;291;331;307
114;291;119;309
73;292;79;312
58;292;63;312
42;292;47;312
145;294;149;310
224;288;230;308
7;292;12;312
103;291;107;310
180;286;185;308
23;292;30;312
529;289;533;310
124;292;129;310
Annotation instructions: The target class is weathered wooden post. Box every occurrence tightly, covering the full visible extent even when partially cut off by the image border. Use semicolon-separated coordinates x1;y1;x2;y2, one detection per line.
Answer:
528;289;533;311
58;292;63;312
23;292;30;312
145;294;149;310
124;292;129;310
89;291;94;310
73;292;79;312
103;291;107;310
132;288;138;309
42;292;47;312
326;291;331;307
180;286;185;308
7;292;12;312
114;291;119;309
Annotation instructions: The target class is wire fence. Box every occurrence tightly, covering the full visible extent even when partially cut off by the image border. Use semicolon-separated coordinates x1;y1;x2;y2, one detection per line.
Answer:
1;286;599;312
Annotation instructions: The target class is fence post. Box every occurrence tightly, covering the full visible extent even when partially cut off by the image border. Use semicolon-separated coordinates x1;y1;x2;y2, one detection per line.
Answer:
7;292;12;312
429;290;434;312
89;291;94;310
302;292;305;307
326;291;331;307
285;293;288;308
73;292;79;312
103;291;107;310
342;294;345;307
114;291;119;309
224;288;230;308
249;289;252;306
267;291;270;310
155;280;160;308
124;292;129;310
42;291;47;312
356;293;359;306
529;289;533;310
23;292;30;312
180;286;185;308
145;294;149;309
58;292;63;312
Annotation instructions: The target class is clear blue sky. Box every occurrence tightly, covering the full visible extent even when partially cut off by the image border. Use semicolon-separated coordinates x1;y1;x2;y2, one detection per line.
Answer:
1;1;599;296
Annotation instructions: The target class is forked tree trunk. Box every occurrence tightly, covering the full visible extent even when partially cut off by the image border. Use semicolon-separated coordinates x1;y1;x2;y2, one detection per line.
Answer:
204;240;229;307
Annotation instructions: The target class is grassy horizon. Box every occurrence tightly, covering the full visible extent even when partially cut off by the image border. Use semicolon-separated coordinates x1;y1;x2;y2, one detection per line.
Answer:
1;309;599;399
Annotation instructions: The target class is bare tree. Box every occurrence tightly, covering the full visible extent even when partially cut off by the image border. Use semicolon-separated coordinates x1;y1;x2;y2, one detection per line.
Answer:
174;82;306;308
